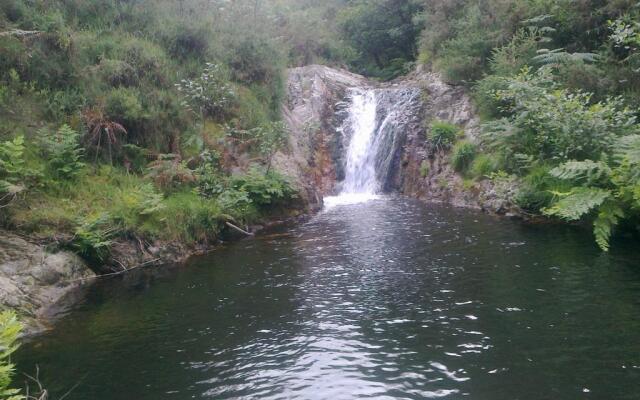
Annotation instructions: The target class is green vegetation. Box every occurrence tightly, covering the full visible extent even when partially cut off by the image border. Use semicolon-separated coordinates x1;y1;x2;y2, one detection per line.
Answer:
1;0;639;258
0;311;22;400
337;0;423;79
419;160;430;178
0;0;316;266
451;141;477;173
417;0;640;250
428;120;459;150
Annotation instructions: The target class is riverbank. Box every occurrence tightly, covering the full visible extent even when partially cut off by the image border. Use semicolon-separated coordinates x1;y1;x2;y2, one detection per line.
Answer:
0;205;315;336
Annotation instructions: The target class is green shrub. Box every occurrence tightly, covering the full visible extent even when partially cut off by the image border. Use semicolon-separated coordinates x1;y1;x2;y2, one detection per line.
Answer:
435;32;494;84
43;88;86;121
481;69;637;164
228;168;297;208
164;26;209;61
105;87;145;127
428;120;459;149
175;63;235;121
217;188;255;220
470;154;497;179
97;59;138;87
195;150;224;199
228;38;283;85
489;28;540;76
451;141;477;172
116;36;168;84
0;310;22;400
473;75;512;119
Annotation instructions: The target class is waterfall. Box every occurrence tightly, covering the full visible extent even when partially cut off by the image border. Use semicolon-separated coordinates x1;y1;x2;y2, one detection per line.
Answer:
324;86;422;208
341;89;379;195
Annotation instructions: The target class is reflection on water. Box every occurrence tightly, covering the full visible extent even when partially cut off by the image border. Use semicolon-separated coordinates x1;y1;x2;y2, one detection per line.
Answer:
15;197;640;399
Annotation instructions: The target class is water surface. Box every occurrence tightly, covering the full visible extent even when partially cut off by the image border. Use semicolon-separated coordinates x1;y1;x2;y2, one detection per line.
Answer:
16;197;640;399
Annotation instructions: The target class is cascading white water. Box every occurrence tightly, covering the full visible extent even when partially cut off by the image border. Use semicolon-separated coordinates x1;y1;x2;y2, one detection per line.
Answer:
342;90;378;194
323;86;421;209
324;89;382;207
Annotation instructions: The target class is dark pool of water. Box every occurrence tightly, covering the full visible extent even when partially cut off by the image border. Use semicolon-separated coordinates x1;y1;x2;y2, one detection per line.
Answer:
15;197;640;399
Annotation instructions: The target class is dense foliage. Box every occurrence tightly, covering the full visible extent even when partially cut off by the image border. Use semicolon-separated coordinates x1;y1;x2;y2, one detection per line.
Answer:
0;0;309;265
417;0;640;250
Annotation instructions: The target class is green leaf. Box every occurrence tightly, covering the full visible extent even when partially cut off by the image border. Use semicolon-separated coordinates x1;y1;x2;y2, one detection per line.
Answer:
593;202;625;252
543;187;611;221
549;160;611;184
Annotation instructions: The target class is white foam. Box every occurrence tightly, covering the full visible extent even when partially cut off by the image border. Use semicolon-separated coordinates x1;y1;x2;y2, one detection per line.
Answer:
323;193;381;209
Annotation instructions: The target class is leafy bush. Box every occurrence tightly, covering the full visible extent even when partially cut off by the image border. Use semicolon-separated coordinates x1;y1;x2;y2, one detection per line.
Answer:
481;68;638;164
217;188;255;219
251;121;288;172
105;87;145;127
175;63;235;121
451;141;477;173
145;154;195;192
42;124;85;181
541;136;640;251
436;34;493;83
428;120;459;149
194;150;224;199
97;59;138;87
164;26;209;61
489;28;541;76
337;0;422;79
228;38;284;85
0;310;22;400
228;168;297;208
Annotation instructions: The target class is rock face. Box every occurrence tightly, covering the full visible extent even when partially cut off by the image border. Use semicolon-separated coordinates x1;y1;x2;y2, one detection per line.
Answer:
274;65;369;206
394;67;483;208
0;231;94;334
279;64;519;215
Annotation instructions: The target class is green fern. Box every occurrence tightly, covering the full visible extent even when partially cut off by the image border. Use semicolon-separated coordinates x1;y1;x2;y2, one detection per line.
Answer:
532;48;599;65
543;187;610;221
593;202;625;252
0;311;23;400
549;160;611;184
614;135;640;165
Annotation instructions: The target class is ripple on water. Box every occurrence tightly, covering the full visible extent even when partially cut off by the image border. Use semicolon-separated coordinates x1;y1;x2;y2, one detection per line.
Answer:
13;196;640;400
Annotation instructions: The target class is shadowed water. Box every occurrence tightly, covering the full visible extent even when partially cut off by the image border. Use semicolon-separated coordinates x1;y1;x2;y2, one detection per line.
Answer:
15;197;640;399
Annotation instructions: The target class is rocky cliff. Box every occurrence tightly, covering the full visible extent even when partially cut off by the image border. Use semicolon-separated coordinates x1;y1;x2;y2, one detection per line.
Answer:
278;64;518;214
